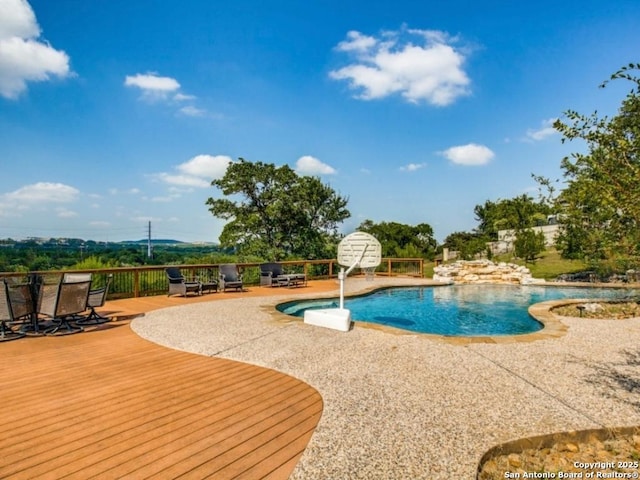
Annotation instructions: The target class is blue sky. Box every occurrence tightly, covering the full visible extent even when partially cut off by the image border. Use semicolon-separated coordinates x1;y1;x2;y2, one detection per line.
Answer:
1;0;639;243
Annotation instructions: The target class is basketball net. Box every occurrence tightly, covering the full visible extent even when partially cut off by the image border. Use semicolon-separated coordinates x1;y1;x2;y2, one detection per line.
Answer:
363;267;375;281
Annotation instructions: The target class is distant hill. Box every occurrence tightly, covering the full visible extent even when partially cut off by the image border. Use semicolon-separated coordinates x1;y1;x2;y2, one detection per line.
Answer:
119;239;217;246
117;238;217;247
119;239;185;245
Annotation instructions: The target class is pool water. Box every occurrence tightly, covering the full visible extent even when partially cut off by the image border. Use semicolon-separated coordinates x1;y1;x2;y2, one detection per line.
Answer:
277;284;639;336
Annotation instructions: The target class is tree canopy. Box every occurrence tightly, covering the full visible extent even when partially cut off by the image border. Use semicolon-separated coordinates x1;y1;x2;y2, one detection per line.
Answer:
552;63;640;272
356;220;437;259
473;194;552;240
206;159;350;260
442;231;488;260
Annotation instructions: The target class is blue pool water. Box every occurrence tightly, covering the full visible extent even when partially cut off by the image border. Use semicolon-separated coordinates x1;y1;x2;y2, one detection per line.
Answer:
277;285;639;336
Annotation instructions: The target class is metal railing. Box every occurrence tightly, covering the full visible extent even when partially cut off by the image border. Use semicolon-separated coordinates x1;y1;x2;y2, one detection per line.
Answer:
0;258;424;300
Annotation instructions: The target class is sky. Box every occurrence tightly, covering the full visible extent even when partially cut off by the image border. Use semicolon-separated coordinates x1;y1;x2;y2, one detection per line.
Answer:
1;0;639;244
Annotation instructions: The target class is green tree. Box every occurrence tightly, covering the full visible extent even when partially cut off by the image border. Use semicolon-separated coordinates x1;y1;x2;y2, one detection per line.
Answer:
206;158;350;260
552;63;640;272
514;229;545;263
357;220;437;259
442;231;489;260
69;255;118;271
474;195;552;240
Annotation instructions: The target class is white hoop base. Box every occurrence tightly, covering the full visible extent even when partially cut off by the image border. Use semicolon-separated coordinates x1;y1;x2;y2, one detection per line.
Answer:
304;308;351;332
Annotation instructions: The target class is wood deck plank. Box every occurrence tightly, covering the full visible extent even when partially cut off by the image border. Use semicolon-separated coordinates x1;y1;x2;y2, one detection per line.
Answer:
98;388;319;480
183;402;323;480
30;381;310;480
0;284;330;479
2;369;288;468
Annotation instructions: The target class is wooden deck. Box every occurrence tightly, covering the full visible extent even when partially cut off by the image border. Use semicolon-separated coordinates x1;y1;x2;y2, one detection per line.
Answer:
0;282;337;479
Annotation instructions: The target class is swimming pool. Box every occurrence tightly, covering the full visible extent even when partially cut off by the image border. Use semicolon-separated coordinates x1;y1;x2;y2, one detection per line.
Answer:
277;284;638;336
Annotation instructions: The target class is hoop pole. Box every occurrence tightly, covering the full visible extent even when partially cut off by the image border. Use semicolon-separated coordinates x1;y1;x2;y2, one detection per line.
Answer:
338;244;368;310
339;267;345;309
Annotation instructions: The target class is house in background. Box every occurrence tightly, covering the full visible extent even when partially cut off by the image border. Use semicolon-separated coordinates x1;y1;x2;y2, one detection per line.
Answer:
487;215;562;256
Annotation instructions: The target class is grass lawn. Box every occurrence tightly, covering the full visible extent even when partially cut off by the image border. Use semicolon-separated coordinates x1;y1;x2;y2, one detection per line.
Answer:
504;249;587;280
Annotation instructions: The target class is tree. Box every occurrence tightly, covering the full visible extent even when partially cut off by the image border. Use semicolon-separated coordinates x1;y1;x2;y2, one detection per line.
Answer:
357;220;437;259
514;229;545;263
474;195;552;240
442;231;489;260
552;63;640;272
206;158;350;260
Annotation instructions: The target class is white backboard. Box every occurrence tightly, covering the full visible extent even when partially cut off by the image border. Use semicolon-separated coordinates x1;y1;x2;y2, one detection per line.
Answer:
337;232;382;268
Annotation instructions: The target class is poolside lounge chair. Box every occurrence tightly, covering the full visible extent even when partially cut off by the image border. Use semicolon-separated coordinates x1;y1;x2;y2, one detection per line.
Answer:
38;274;92;335
0;279;32;342
165;267;202;297
219;264;243;292
259;262;306;287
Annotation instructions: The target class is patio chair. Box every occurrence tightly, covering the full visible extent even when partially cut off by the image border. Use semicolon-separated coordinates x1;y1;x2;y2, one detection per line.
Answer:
38;275;92;335
0;279;33;342
165;267;202;297
76;274;113;325
260;262;306;287
219;264;244;292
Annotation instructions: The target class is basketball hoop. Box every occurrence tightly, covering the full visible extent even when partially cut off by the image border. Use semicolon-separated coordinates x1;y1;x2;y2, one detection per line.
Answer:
336;232;382;308
304;231;382;332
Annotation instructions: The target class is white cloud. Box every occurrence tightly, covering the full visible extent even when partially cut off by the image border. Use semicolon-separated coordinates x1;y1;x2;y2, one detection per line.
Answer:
179;105;206;117
124;72;180;100
0;0;72;99
336;31;377;52
525;118;558;142
174;92;196;101
124;72;209;116
177;154;232;179
108;187;140;195
4;182;79;203
153;173;210;188
0;0;39;39
330;26;470;106
295;155;337;175
442;143;494;166
0;181;79;218
154;154;233;188
400;162;426;172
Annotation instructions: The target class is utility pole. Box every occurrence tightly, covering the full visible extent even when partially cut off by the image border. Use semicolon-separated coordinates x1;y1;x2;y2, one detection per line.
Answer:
147;221;153;259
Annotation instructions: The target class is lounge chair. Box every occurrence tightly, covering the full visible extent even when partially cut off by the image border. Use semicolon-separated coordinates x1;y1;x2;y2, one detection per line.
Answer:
219;264;243;292
38;274;92;335
165;267;202;297
0;279;32;342
259;262;306;287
